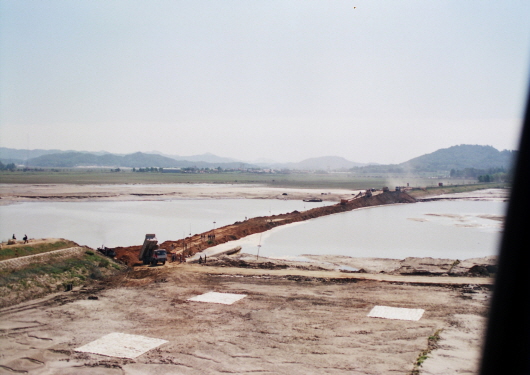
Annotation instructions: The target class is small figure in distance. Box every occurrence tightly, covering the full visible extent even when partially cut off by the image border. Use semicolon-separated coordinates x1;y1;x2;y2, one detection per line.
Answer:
12;234;16;240
23;234;28;244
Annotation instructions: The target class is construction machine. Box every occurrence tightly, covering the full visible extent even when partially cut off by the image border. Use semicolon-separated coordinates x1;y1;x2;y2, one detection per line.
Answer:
97;245;116;258
138;234;167;265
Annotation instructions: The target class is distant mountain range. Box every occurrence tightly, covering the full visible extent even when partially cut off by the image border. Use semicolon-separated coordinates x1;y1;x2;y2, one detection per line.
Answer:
147;151;241;164
401;145;515;171
11;151;254;169
268;156;367;170
0;147;111;161
0;147;249;169
351;145;516;173
0;144;517;172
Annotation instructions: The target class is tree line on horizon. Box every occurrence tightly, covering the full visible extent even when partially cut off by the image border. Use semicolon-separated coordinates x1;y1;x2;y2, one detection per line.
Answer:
0;144;518;176
350;145;516;176
0;161;16;171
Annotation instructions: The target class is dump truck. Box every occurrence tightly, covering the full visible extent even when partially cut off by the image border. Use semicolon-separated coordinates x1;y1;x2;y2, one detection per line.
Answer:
138;234;167;265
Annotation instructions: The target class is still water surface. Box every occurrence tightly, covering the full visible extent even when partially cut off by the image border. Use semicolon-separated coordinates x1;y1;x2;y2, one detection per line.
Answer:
0;199;327;248
1;200;505;259
208;200;506;260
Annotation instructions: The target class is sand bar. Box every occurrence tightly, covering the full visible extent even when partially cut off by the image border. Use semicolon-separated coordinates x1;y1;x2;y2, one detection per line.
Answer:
0;183;359;205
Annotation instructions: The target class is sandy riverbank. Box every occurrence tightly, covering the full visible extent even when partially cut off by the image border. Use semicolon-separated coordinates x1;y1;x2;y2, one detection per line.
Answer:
0;182;509;206
419;188;509;202
0;183;360;205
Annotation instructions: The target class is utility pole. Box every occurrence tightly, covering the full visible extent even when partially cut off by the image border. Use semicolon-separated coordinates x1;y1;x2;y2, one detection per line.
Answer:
256;233;262;261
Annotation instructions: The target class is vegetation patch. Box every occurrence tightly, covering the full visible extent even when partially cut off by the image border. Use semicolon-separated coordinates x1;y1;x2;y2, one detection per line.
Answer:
0;249;125;308
448;259;461;274
410;329;443;374
0;169;504;190
0;240;79;261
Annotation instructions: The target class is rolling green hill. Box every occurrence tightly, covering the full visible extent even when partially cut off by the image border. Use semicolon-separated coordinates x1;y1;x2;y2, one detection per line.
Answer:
400;145;515;172
26;151;182;168
351;145;516;174
9;144;518;173
24;151;255;169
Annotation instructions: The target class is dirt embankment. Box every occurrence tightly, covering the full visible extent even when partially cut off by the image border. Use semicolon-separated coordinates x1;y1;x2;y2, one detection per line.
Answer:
114;191;416;266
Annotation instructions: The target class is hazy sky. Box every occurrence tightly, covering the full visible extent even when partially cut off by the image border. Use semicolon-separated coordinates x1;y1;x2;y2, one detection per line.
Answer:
1;1;530;164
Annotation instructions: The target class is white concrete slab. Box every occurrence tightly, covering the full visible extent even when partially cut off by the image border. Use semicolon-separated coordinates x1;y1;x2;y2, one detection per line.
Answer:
75;332;168;359
187;291;247;305
367;305;424;321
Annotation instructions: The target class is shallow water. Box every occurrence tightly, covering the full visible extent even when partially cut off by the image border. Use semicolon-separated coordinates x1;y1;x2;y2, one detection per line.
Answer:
1;199;505;260
0;199;329;248
207;200;506;260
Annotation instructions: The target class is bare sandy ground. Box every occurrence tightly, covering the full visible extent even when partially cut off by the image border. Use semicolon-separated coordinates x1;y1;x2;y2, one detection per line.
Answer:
0;183;359;205
421;188;509;202
0;263;491;375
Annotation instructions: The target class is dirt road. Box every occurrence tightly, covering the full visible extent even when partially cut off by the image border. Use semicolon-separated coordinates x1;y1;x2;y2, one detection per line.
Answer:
186;263;493;285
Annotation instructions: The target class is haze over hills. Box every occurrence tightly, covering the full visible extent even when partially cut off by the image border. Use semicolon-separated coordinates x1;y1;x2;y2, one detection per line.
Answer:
0;147;113;163
0;144;517;172
0;147;114;164
148;151;241;164
19;152;255;170
269;156;367;171
400;145;515;171
350;145;516;174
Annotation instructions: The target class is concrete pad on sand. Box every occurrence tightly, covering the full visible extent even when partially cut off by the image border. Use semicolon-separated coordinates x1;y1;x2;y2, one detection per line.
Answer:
187;291;247;305
368;305;425;321
75;332;168;359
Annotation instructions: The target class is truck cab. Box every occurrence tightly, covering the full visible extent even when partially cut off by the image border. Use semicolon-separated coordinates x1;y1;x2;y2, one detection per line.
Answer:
152;249;167;265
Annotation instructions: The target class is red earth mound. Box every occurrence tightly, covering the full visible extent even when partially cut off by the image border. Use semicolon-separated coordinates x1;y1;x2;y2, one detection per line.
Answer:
114;191;416;266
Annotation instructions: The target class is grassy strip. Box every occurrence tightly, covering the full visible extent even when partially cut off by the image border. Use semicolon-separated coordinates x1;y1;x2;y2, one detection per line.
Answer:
410;329;443;374
0;250;119;287
0;170;393;188
0;250;123;308
0;170;486;189
0;240;79;261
